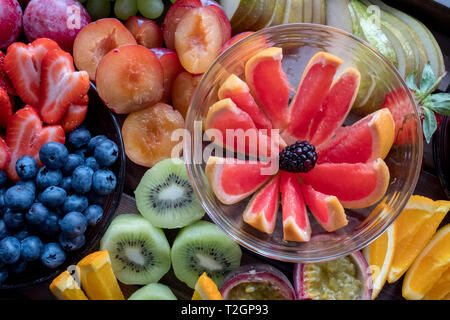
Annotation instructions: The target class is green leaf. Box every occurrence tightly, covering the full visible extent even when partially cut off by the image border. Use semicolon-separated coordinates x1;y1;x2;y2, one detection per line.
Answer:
406;70;419;92
426;93;450;115
422;107;437;144
419;62;436;93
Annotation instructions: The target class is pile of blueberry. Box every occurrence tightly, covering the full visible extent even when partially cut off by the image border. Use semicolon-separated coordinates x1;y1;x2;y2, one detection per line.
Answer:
0;126;119;285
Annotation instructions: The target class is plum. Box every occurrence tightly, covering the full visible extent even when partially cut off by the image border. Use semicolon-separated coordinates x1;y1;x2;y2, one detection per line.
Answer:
0;0;23;49
23;0;91;52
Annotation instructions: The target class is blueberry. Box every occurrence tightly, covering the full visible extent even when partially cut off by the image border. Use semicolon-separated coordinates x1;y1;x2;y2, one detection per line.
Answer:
59;212;87;237
0;236;21;264
13;229;30;241
38;212;60;236
0;268;8;284
88;135;108;154
0;170;7;188
20;236;43;262
15;156;38;180
4;185;35;210
16;180;36;194
87;191;105;205
85;157;100;171
62;194;89;214
59;233;86;252
36;167;63;190
62;154;84;176
0;192;5;217
83;205;103;226
73;148;88;159
26;203;49;226
0;220;8;240
39;142;69;169
94;140;118;168
38;186;67;208
3;211;24;230
40;243;66;269
92;169;117;196
59;176;72;193
68;127;91;149
9;257;27;274
71;166;94;194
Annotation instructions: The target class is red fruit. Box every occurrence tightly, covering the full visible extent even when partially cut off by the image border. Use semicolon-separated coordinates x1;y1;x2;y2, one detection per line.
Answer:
150;48;183;104
221;31;254;53
39;48;90;124
38;124;65;147
0;87;12;128
171;71;202;118
125;16;163;49
0;51;16;95
0;0;23;49
60;94;88;132
4;38;61;107
0;136;11;170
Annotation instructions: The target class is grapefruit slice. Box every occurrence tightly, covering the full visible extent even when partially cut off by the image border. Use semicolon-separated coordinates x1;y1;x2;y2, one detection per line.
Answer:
205;98;279;157
205;156;274;205
244;47;291;129
300;184;348;232
243;174;280;234
218;74;273;132
280;172;311;242
309;67;361;146
300;158;390;209
283;52;343;144
317;108;395;164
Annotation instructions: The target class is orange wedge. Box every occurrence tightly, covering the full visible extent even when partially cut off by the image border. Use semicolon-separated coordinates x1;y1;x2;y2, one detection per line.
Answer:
49;270;88;300
77;250;125;300
423;266;450;300
363;222;397;300
402;224;450;300
387;196;450;283
192;272;223;300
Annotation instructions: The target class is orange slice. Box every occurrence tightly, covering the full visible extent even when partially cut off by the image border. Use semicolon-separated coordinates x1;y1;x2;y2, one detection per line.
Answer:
387;196;450;283
423;266;450;300
402;224;450;300
192;272;223;300
49;270;88;300
363;222;397;299
77;250;125;300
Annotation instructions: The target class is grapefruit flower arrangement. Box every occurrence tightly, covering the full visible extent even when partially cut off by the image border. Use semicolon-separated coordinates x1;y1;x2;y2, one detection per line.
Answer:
205;47;396;242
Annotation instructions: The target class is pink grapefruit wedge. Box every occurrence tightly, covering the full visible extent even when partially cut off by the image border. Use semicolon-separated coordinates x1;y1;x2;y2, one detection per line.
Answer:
300;184;348;232
243;174;280;234
300;158;390;209
205;156;274;205
280;172;311;242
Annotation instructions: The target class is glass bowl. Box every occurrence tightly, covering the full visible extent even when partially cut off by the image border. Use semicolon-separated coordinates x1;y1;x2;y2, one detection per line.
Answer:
185;24;423;263
0;85;126;290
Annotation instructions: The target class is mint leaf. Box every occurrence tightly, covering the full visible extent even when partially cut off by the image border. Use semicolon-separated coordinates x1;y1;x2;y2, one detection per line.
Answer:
420;62;436;93
423;93;450;116
406;70;419;92
422;107;437;144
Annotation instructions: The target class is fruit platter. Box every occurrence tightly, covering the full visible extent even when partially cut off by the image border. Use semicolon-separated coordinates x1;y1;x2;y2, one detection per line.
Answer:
0;0;449;302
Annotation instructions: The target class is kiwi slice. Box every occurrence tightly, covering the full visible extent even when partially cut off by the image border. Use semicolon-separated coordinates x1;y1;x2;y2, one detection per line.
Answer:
135;158;205;229
171;221;242;289
128;283;177;300
100;214;171;285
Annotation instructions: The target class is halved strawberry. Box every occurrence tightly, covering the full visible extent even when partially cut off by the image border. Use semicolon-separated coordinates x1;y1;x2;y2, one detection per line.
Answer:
0;136;11;170
0;51;16;95
0;87;12;128
39;49;90;124
60;94;89;132
4;39;60;107
38;125;66;147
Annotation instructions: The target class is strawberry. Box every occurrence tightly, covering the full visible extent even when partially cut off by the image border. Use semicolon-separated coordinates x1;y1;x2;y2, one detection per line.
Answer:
4;39;60;107
0;87;13;128
60;94;89;133
5;106;65;181
39;49;90;124
0;51;16;95
0;136;11;170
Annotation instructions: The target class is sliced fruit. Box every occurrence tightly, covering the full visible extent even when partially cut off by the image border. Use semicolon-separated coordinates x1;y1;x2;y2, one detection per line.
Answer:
125;16;163;49
0;87;12;128
250;0;276;30
317;108;395;164
309;67;361;146
49;270;88;300
280;171;311;242
402;224;450;300
422;267;450;300
99;214;172;285
326;0;352;35
192;272;223;300
221;0;257;32
150;48;183;104
363;222;397;299
122;103;185;168
283;51;343;144
245;47;291;129
303;0;313;23
0;51;15;95
39;49;90;124
269;0;288;26
232;0;265;34
128;283;177;300
218;74;273;131
171;220;242;289
171;71;202;118
60;96;89;133
4;38;60;107
312;0;326;24
242;174;280;234
387;196;450;283
77;250;124;300
221;31;254;53
300;158;390;209
300;184;348;232
205;156;274;205
0;136;11;171
73;18;137;81
135;158;204;229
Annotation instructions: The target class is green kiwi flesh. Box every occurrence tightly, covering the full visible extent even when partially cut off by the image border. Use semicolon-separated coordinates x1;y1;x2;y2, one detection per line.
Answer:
171;221;242;289
135;158;205;229
128;283;177;300
100;214;171;285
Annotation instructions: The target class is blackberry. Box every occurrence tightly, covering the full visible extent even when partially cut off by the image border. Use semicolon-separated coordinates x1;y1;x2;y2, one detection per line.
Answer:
279;141;317;173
